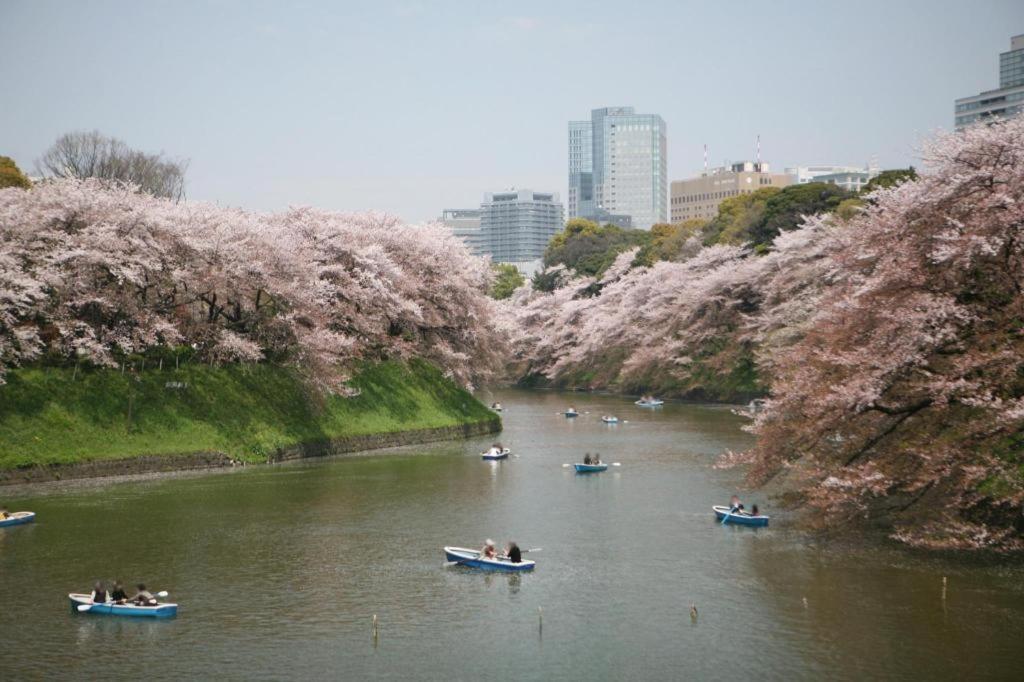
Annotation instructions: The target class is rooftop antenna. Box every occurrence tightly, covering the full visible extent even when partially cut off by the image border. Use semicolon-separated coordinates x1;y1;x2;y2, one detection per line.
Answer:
756;134;761;167
703;144;708;174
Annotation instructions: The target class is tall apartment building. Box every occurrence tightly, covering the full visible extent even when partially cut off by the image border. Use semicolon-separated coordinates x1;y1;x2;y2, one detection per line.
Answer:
955;34;1024;128
444;190;563;274
670;161;792;223
568;106;667;230
481;189;563;271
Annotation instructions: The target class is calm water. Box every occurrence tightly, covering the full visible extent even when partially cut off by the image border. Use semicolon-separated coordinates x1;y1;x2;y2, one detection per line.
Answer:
1;389;1023;680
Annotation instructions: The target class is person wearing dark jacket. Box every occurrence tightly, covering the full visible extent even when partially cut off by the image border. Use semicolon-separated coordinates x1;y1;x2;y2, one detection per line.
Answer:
110;581;129;604
505;542;522;563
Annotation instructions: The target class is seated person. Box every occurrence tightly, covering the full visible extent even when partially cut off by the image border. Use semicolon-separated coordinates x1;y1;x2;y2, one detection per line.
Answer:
505;542;522;564
133;583;157;606
593;453;602;464
751;504;760;516
110;581;129;604
90;581;108;604
583;453;592;464
480;539;497;559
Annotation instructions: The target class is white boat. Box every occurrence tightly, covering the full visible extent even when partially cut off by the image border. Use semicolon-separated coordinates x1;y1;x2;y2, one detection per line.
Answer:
481;448;511;460
601;416;619;423
634;398;664;407
444;546;535;572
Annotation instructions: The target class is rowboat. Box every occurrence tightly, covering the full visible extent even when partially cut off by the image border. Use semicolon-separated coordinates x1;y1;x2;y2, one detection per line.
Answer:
574;463;608;473
443;546;535;572
601;416;619;424
634;399;664;407
0;511;35;528
481;448;511;460
68;593;178;618
713;505;769;527
564;410;579;417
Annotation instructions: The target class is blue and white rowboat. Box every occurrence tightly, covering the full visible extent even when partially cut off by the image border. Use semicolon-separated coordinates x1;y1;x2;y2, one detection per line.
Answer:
564;410;579;417
601;416;619;423
634;399;664;407
574;463;608;473
0;511;35;528
68;593;178;618
713;505;769;527
444;546;535;572
481;448;511;460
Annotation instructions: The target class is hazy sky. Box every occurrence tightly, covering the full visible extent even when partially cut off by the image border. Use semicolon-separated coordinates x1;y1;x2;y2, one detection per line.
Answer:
2;0;1022;222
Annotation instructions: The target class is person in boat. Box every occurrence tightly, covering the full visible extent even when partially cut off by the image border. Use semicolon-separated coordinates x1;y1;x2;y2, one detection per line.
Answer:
505;542;522;564
583;453;592;464
90;581;108;604
480;539;497;560
751;504;760;516
133;583;157;606
0;506;8;520
729;495;745;513
110;581;129;604
593;453;602;465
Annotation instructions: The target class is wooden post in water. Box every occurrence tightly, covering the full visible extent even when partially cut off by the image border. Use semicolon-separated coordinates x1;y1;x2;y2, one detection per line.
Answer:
942;576;947;602
372;614;379;647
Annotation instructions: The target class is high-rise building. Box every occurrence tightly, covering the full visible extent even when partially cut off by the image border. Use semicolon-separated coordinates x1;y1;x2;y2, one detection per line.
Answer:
955;34;1024;129
670;161;793;223
568;107;667;230
440;208;484;255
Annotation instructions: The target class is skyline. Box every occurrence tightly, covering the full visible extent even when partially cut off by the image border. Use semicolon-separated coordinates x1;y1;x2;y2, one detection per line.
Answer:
2;0;1023;223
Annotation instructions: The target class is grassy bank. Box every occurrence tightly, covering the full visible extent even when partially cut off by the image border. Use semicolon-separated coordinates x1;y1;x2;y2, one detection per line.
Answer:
0;360;497;469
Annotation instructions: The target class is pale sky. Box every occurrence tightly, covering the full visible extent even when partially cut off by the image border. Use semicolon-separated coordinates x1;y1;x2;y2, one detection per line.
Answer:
2;0;1022;223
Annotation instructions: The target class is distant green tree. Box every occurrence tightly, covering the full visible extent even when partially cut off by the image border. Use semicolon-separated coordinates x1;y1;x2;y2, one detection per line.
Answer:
0;156;31;189
862;167;918;194
701;188;780;246
490;263;525;299
543;218;651;277
634;219;707;265
748;182;852;248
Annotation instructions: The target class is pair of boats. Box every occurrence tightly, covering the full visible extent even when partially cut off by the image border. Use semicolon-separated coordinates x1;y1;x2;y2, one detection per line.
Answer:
68;593;178;618
481;447;512;460
712;505;769;527
443;546;535;572
0;511;35;528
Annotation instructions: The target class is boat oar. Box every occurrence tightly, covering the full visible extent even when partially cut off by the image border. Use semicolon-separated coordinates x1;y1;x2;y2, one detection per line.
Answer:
721;506;737;525
77;604;95;612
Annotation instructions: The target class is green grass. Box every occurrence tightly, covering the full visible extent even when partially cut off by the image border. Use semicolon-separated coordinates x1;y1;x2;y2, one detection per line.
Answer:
0;360;497;469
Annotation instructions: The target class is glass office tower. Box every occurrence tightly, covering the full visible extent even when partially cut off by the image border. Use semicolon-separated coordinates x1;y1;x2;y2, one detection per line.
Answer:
568;106;667;230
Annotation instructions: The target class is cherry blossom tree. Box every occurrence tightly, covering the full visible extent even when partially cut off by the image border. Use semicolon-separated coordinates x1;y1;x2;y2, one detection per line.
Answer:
0;178;503;389
750;118;1024;550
